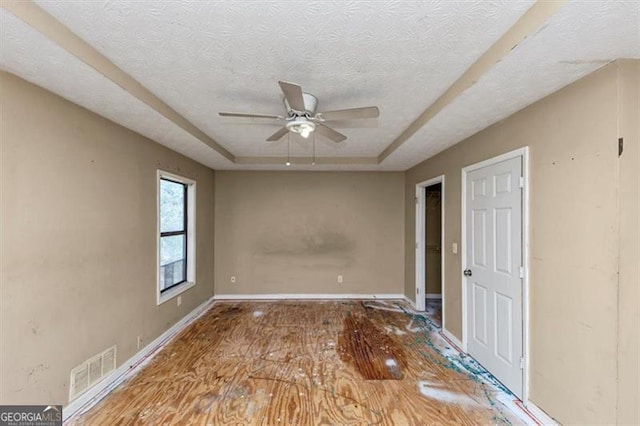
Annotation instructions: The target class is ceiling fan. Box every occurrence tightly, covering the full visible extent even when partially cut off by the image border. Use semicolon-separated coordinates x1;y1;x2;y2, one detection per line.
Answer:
219;81;379;143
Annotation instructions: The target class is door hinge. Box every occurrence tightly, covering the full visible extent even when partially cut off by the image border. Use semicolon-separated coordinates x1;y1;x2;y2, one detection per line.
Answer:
519;176;524;188
415;196;419;204
417;288;420;294
520;357;524;369
519;266;524;279
416;242;419;249
619;137;624;157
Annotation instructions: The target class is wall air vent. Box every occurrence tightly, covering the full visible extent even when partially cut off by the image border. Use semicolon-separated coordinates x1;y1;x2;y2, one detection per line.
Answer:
69;345;117;401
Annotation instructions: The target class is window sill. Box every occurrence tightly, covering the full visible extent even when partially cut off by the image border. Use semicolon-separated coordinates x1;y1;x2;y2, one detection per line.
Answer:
157;281;195;305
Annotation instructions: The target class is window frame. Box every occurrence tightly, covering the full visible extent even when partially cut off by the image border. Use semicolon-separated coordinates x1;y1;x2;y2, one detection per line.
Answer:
157;170;196;305
159;177;188;291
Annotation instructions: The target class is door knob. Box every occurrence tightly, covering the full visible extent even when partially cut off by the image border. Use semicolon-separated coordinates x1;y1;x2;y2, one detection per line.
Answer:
463;269;472;277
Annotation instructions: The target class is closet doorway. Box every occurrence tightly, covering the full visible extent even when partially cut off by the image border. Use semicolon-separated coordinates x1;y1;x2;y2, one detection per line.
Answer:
415;176;444;325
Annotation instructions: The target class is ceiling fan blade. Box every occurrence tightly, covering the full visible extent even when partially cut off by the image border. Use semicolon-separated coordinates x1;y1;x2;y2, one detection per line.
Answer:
266;127;289;141
317;106;379;121
278;81;306;111
219;112;282;119
316;123;347;143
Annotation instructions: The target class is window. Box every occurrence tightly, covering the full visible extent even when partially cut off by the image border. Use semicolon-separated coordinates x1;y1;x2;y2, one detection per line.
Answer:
158;171;195;304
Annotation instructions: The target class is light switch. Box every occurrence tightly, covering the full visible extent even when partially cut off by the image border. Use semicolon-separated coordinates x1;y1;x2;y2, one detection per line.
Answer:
452;243;458;254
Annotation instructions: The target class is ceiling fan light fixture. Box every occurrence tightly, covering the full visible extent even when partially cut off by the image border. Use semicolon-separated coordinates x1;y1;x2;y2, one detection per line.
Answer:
300;126;312;139
286;119;316;139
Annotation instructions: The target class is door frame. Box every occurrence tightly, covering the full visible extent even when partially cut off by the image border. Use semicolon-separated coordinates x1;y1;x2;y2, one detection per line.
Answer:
460;146;530;403
415;175;445;318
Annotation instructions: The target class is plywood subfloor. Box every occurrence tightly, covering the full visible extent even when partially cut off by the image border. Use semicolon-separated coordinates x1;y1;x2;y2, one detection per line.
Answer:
68;300;529;425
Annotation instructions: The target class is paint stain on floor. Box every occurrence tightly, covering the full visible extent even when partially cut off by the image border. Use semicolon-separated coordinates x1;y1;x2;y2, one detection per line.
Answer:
67;300;534;425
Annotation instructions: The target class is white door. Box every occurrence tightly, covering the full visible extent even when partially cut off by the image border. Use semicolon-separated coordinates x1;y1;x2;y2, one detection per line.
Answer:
465;156;523;398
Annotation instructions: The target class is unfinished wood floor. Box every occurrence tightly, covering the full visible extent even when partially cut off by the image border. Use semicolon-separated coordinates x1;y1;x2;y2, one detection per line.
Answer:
69;300;528;425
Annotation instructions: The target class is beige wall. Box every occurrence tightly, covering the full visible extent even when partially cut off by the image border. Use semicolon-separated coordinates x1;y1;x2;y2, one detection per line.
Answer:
0;71;216;405
215;171;404;295
616;59;639;425
404;62;633;423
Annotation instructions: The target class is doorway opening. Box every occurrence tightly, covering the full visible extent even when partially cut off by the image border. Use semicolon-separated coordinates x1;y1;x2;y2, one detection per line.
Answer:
415;176;445;328
425;183;442;326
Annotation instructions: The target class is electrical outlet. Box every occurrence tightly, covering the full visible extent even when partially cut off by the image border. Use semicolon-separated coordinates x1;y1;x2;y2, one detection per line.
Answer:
337;275;343;284
137;335;143;350
231;276;236;283
177;295;182;306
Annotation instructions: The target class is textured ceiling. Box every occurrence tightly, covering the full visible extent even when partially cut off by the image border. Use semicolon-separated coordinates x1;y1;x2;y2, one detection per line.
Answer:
385;0;640;169
1;1;638;171
29;0;533;161
0;8;230;170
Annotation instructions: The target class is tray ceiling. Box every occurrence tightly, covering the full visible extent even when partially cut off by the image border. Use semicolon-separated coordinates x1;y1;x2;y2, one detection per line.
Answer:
1;1;638;171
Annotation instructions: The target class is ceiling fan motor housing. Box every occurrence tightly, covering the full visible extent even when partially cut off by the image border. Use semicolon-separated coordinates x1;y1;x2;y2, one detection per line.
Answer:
284;93;318;115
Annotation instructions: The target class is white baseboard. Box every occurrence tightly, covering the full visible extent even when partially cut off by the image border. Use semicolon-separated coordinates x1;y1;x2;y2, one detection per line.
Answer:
441;328;464;352
63;295;217;422
212;293;406;300
525;401;558;425
425;293;442;299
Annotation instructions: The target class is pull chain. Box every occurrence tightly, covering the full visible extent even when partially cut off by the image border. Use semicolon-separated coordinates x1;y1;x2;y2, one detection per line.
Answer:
312;130;316;166
286;132;291;166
